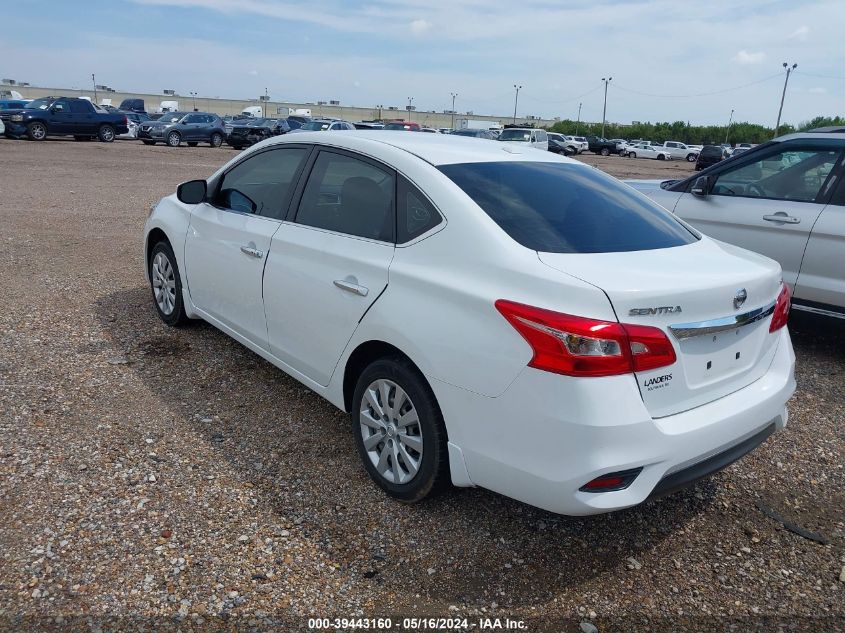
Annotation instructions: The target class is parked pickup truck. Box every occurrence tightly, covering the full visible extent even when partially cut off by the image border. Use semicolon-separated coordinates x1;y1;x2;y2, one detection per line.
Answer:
1;96;128;142
660;141;699;163
586;136;624;156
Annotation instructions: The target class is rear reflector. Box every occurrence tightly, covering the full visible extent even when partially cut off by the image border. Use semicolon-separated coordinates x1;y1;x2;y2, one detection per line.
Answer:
580;468;643;493
495;300;676;377
769;284;791;332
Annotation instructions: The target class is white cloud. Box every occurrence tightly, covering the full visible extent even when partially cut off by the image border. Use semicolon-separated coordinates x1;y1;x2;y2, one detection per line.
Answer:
808;87;827;94
248;69;258;76
788;25;810;41
410;18;431;34
732;50;766;65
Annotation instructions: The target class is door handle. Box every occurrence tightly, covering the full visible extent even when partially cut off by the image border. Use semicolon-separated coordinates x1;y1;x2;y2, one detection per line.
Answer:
240;245;264;258
333;279;369;297
762;213;800;224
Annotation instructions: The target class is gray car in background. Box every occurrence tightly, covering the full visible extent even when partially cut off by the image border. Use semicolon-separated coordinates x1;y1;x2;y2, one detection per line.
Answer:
627;129;845;320
138;112;226;147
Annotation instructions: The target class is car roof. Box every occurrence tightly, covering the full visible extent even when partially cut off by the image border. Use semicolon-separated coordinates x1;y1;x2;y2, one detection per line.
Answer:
774;130;845;141
264;130;576;166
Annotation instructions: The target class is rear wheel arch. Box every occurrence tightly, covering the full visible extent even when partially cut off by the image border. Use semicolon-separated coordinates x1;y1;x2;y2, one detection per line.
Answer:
342;341;435;415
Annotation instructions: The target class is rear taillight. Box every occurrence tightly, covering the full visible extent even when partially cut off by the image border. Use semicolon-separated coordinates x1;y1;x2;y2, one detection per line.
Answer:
579;468;642;492
769;284;791;332
123;115;128;125
495;300;676;377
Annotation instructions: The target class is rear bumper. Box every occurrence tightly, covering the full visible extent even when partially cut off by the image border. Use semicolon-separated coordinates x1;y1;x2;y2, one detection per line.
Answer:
432;327;795;515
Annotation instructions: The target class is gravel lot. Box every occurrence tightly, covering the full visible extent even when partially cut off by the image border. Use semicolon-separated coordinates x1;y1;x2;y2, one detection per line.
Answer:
1;138;843;632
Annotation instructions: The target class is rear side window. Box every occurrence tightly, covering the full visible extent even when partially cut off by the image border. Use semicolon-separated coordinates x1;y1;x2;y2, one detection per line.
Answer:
295;151;395;241
215;147;308;219
439;161;698;253
397;177;442;243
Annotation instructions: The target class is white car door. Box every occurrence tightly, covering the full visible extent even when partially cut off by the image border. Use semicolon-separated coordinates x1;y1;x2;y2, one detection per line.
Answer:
184;146;311;347
263;148;395;386
672;142;842;289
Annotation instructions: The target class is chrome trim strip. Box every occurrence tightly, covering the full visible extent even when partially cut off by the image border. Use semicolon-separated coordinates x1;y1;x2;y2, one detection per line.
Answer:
669;301;776;340
792;303;845;320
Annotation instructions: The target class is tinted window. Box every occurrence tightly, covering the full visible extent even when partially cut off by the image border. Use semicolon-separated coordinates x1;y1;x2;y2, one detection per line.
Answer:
701;146;724;157
499;129;531;142
216;148;308;219
52;100;71;112
69;100;90;113
439;161;698;253
713;147;840;202
296;151;395;241
398;177;443;243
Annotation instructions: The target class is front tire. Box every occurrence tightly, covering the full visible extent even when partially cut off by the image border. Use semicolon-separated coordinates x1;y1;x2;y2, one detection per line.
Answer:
686;153;697;162
166;131;181;147
149;241;188;326
352;357;450;503
210;133;223;148
600;147;610;156
98;125;115;142
628;151;637;159
657;154;666;161
27;122;47;141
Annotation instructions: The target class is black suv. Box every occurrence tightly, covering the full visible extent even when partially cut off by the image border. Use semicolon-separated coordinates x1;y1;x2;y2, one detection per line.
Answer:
227;118;291;149
695;145;728;171
137;112;226;147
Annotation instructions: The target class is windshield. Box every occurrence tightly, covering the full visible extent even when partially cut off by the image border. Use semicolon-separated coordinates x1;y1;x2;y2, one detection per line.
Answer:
439;161;698;254
301;121;331;131
384;122;415;130
498;129;531;141
27;98;54;110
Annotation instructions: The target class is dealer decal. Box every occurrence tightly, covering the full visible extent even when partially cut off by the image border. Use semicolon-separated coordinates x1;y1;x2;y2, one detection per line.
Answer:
643;374;673;391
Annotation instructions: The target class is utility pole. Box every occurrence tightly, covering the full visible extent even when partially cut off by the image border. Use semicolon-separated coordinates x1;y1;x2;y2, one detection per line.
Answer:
407;96;414;122
264;87;268;117
92;73;97;104
512;84;522;124
774;62;797;138
576;102;582;136
725;108;734;144
190;91;197;111
450;92;458;129
601;77;612;138
376;104;383;121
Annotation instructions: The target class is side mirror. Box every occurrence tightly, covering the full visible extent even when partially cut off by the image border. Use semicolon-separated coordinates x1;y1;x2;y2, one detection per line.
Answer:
690;176;711;198
177;179;207;204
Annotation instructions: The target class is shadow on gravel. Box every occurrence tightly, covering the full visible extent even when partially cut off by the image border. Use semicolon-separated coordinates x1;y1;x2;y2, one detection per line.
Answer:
96;286;716;611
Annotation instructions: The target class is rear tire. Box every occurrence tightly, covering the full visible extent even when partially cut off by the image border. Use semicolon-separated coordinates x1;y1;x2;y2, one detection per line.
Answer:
149;241;188;327
210;133;223;148
98;125;116;142
628;152;637;159
351;357;450;503
26;122;47;141
657;154;666;161
686;153;697;162
166;131;181;147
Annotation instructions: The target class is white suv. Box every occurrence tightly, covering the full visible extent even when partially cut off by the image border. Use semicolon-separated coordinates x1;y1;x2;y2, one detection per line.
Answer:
498;127;548;150
145;132;795;515
628;129;845;319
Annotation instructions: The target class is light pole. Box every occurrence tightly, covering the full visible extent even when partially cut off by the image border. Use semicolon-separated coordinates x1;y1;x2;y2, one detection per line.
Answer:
725;108;734;144
264;87;268;117
601;77;612;138
376;104;383;121
512;84;522;124
774;62;797;138
450;92;458;129
576;102;582;136
92;73;97;104
407;96;414;122
190;91;197;111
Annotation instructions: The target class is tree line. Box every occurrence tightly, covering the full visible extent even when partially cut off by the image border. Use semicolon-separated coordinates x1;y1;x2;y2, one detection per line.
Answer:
548;115;845;145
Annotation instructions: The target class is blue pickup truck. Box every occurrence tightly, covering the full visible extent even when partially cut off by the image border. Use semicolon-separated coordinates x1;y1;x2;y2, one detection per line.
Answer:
1;96;129;142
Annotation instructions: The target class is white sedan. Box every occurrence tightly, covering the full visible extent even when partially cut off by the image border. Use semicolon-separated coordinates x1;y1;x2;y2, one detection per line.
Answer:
144;132;795;515
626;143;673;160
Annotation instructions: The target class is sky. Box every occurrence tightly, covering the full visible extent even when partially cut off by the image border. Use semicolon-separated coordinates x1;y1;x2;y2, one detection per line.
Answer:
1;0;843;126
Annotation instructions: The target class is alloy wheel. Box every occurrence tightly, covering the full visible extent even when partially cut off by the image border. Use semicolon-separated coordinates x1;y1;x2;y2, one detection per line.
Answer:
359;379;424;485
151;252;177;315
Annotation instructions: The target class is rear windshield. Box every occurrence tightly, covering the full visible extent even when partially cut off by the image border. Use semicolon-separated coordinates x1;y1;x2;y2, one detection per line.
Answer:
499;129;531;141
438;161;699;253
701;146;724;156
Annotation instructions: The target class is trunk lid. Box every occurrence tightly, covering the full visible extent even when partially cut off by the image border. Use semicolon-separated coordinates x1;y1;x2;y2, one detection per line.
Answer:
538;239;783;418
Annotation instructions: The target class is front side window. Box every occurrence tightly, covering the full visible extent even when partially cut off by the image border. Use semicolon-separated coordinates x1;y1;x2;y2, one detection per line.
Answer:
52;100;70;112
439;161;698;254
295;151;395;241
713;146;840;202
215;148;308;218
